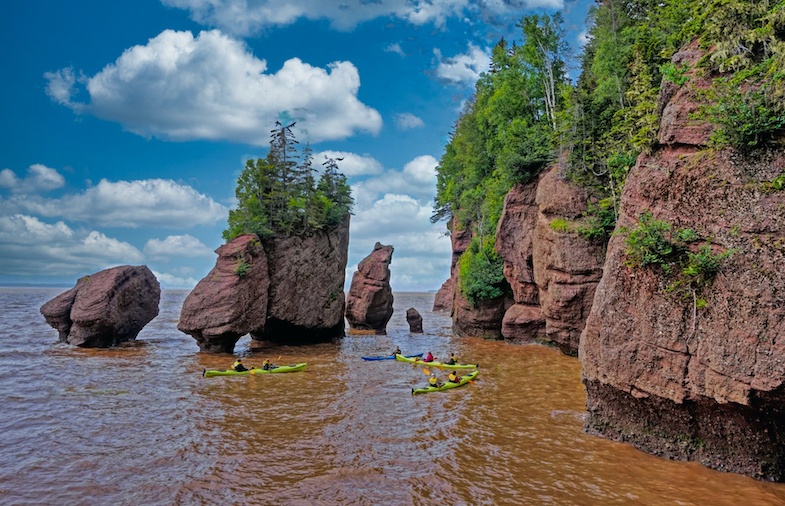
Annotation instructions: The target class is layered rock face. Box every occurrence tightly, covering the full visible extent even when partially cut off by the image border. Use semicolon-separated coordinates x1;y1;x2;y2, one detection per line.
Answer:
495;175;547;344
258;217;349;343
446;166;604;351
580;45;785;480
345;242;394;334
180;217;349;351
178;235;269;353
40;265;160;347
432;278;454;312
531;168;605;355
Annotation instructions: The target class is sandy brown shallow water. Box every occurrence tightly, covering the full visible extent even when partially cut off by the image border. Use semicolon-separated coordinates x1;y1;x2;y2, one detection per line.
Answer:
1;288;784;505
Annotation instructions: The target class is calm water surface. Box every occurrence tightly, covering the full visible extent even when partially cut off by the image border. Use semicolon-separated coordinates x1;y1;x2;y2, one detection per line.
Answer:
1;288;784;505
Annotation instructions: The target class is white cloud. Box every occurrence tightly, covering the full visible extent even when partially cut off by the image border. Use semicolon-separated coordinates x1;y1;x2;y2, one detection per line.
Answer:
350;155;437;207
0;214;143;277
151;269;200;288
161;0;564;35
384;43;406;57
6;178;228;229
0;164;65;193
47;29;382;144
434;43;491;86
144;234;214;259
394;112;425;130
578;30;591;46
162;0;464;34
314;151;384;177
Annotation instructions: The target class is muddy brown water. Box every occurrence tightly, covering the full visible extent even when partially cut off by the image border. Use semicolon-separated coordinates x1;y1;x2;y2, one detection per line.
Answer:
1;288;784;505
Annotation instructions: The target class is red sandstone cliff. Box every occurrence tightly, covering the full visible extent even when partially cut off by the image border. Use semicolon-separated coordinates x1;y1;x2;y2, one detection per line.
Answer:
580;44;785;480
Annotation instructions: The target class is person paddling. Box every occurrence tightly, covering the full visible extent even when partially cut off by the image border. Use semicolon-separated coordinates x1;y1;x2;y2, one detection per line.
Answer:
392;345;401;357
423;351;434;363
448;371;461;383
232;358;249;372
428;373;443;388
445;352;458;365
262;359;278;371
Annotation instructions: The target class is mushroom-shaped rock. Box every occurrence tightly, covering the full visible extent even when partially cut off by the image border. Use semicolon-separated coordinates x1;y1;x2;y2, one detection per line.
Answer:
40;265;160;347
178;234;269;353
345;242;394;334
406;308;423;333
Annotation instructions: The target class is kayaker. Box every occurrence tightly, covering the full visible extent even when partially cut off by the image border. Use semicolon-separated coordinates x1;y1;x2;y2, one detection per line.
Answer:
448;371;461;383
232;359;248;372
445;352;458;365
262;359;277;371
423;351;434;362
428;373;443;388
392;345;401;356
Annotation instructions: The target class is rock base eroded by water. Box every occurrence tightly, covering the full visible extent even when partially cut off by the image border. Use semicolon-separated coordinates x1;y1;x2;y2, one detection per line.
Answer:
40;265;160;347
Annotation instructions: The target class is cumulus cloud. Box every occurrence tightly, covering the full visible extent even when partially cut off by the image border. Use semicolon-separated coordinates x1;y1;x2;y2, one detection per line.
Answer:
46;29;382;144
434;43;491;85
0;214;143;277
144;234;214;259
6;178;228;229
394;113;425;130
0;165;65;193
314;151;384;177
578;30;591;46
351;155;437;208
162;0;563;35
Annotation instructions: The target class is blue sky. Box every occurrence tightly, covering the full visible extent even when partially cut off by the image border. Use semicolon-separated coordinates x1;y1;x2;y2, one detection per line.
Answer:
1;0;590;291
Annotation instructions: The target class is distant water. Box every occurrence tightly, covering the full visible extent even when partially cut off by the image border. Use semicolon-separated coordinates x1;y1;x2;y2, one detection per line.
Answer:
1;288;784;505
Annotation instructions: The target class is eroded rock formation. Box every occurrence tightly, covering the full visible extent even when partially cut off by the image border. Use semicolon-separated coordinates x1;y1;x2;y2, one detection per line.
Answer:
177;235;269;353
495;175;547;344
345;242;394;334
40;265;160;347
406;308;423;333
180;216;349;351
532;168;605;355
580;43;785;481
432;278;454;312
258;218;349;343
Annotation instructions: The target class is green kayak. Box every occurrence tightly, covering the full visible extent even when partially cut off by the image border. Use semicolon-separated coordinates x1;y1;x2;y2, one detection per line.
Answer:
395;354;478;370
412;371;479;394
203;363;307;377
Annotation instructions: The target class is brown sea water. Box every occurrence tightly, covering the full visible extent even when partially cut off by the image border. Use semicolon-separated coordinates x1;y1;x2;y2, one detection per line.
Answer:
1;288;784;505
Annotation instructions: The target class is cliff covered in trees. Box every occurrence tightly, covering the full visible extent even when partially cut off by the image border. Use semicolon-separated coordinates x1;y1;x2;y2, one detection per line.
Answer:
433;0;785;480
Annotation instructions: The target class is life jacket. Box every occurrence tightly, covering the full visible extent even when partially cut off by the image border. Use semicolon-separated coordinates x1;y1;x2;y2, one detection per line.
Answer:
429;376;438;386
448;373;459;382
233;360;246;371
425;353;433;362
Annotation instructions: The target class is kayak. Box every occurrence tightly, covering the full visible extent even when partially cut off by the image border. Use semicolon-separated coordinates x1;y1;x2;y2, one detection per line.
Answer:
203;363;307;377
412;371;479;394
395;354;478;370
362;353;423;361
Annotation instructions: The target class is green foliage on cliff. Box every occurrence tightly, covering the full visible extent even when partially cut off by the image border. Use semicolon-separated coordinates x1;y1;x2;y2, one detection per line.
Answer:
458;236;508;306
433;13;568;305
224;122;352;242
623;210;733;294
433;2;783;306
